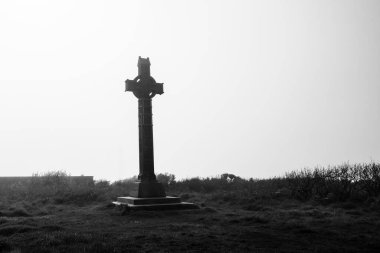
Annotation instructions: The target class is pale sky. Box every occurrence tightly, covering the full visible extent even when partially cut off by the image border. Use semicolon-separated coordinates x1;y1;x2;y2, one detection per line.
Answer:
0;0;379;181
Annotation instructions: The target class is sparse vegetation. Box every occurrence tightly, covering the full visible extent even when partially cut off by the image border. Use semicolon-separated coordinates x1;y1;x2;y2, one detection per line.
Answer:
0;163;379;252
167;163;380;206
2;163;379;205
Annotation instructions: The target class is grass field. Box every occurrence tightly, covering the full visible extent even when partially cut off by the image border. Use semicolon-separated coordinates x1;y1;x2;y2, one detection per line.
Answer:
0;163;380;252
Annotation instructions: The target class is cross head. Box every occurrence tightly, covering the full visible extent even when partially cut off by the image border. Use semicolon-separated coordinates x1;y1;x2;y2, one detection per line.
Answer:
125;57;164;99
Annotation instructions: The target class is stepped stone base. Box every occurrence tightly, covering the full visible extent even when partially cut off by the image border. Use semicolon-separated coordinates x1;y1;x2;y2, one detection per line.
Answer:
117;196;180;205
113;181;198;211
113;196;198;211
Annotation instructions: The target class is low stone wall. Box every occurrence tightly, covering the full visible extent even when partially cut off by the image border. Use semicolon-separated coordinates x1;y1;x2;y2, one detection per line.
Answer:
0;176;94;188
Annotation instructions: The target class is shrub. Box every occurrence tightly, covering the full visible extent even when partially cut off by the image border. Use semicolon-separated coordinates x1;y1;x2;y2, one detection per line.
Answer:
284;163;380;202
156;173;176;188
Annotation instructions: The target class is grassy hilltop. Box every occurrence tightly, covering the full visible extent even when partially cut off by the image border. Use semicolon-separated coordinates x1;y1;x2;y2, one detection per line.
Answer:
0;163;380;252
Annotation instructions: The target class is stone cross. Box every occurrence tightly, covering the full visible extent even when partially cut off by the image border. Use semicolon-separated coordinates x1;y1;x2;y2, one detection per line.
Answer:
115;57;196;208
125;57;166;197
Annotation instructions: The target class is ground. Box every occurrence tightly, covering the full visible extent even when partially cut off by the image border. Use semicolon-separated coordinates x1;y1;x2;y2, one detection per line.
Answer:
0;196;379;253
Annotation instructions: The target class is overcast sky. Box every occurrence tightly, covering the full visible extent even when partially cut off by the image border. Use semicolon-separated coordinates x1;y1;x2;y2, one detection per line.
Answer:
0;0;379;181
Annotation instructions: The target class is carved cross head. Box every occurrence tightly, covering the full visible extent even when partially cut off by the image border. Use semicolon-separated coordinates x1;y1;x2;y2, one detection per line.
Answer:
125;57;164;99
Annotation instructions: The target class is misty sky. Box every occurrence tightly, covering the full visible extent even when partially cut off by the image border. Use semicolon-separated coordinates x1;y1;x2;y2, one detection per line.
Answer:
0;0;379;181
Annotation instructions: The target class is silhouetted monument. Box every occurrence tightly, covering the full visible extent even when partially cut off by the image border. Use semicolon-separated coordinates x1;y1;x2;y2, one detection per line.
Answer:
114;57;196;210
125;57;166;198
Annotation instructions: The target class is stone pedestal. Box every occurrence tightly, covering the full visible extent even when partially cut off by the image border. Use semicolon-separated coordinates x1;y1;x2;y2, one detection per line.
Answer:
113;196;198;211
114;182;198;210
129;181;166;198
117;196;181;205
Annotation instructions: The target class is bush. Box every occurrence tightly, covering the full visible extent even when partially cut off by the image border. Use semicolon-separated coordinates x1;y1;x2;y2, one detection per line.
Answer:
285;163;380;202
156;173;176;189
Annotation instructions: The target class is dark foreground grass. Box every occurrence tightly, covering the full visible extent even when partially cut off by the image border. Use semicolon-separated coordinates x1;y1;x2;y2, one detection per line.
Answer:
0;198;379;252
0;163;379;252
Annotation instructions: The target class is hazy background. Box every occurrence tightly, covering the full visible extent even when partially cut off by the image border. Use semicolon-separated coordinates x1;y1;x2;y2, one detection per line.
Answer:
0;0;379;181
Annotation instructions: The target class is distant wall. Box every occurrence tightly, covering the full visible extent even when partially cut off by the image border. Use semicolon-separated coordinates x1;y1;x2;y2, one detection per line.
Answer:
0;176;94;188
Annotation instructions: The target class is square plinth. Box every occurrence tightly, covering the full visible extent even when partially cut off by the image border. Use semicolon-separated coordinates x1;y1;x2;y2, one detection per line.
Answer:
129;181;166;198
113;196;198;211
117;196;181;205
